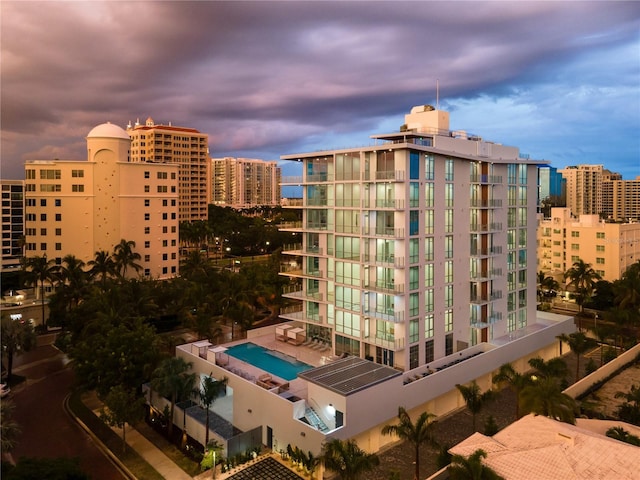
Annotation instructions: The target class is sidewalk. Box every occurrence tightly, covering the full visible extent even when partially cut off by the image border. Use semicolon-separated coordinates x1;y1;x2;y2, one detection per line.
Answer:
83;391;193;480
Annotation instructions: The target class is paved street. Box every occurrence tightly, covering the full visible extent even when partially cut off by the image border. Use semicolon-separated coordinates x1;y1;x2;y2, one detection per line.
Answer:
8;336;126;480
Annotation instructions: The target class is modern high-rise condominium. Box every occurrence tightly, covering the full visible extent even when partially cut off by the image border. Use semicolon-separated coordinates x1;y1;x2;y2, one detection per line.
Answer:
537;207;640;283
279;105;546;371
211;157;281;208
23;123;179;279
127;117;210;222
559;164;605;216
1;180;24;272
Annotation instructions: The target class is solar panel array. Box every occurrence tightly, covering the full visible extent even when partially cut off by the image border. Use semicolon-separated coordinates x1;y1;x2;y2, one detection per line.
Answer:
299;356;401;395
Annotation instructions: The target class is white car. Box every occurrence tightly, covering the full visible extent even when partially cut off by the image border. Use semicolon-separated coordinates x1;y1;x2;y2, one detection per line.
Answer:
0;383;10;398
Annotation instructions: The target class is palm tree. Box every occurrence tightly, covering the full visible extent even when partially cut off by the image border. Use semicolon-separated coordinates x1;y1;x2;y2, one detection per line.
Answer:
1;400;21;461
21;254;57;328
556;332;597;381
614;384;640;425
150;357;196;438
564;259;601;315
1;315;36;380
194;374;228;447
113;239;142;279
448;448;504;480
57;254;88;310
614;261;640;311
88;250;117;289
527;356;569;383
320;438;380;480
492;363;530;419
381;406;438;480
519;376;577;424
455;381;495;433
537;271;559;300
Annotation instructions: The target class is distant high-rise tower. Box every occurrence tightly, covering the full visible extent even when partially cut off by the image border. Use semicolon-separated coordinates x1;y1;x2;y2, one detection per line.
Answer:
559;164;605;216
211;157;281;208
538;166;565;203
279;105;547;370
24;123;179;279
1;180;25;272
127;117;210;222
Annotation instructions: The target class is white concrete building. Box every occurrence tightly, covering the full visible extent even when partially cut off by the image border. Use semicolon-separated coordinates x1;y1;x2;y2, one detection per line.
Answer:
278;105;547;371
24;123;179;279
159;105;576;461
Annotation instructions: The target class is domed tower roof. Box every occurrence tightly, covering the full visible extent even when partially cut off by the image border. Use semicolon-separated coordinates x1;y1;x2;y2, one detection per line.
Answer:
87;122;130;140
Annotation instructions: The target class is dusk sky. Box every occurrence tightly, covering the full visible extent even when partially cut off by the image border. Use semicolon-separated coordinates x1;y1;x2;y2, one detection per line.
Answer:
2;1;639;182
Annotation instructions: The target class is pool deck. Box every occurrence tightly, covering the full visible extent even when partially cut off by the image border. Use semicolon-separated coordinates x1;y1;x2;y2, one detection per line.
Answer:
213;333;340;404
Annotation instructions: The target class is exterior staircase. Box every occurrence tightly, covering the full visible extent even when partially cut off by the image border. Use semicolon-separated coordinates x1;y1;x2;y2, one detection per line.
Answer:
302;406;329;432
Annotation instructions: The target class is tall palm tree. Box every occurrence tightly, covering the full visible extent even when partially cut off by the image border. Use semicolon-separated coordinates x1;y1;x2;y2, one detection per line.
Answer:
455;381;495;433
21;254;57;328
320;438;380;480
194;374;228;447
113;239;142;279
614;261;640;311
381;406;438;480
527;356;569;383
492;363;530;419
1;400;21;460
564;259;601;314
57;254;88;310
556;332;597;381
448;449;504;480
88;250;117;289
150;357;196;438
537;271;559;300
519;376;577;424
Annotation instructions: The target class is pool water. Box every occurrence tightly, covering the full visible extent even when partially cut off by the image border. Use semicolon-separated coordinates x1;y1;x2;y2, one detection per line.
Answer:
226;342;312;381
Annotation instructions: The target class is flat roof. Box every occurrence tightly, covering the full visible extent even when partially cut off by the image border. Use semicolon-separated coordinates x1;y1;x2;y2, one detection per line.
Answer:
299;356;401;396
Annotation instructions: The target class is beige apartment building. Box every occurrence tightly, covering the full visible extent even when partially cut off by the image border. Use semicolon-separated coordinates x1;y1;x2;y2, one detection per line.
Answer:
602;175;640;221
24;122;179;279
537;207;640;283
211;157;281;208
127;117;210;222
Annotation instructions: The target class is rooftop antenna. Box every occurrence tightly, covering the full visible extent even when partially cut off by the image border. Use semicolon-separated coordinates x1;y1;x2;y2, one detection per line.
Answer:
436;79;440;110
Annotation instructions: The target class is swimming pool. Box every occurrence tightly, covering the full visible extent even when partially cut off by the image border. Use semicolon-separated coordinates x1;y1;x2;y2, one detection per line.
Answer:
226;342;312;381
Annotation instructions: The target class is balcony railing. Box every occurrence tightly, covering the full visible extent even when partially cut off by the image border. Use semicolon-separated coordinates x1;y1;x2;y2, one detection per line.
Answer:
470;174;503;184
469;199;503;208
374;199;405;209
469;223;503;233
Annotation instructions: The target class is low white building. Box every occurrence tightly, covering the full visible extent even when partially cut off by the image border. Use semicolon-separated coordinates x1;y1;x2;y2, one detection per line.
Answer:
153;311;574;460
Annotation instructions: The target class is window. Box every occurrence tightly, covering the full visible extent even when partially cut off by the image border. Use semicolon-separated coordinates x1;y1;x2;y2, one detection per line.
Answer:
425;264;434;287
444;285;453;308
144;268;150;276
145;199;150;207
425;154;434;180
40;184;61;192
55;199;61;207
445;184;454;207
445;159;454;181
425;289;434;312
72;185;84;192
171;213;176;219
157;186;168;193
55;243;62;251
445;236;453;258
144;255;150;262
425;237;434;261
409;345;419;370
26;198;36;207
445;333;453;356
596;257;605;264
409;211;419;235
409;293;419;317
162;199;168;207
144;185;150;192
162;226;168;233
40;242;47;251
55;228;61;236
144;171;150;179
71;170;84;177
144;227;150;234
144;241;150;248
444;309;453;332
40;213;47;221
40;169;61;179
162;254;168;261
26;169;36;179
409;319;419;344
571;243;579;250
144;213;150;221
425;314;434;338
162;213;168;220
596;232;605;239
425;210;434;235
425;339;434;363
445;209;453;233
171;172;176;179
162;240;168;247
571;231;580;237
55;213;61;221
410;152;419;180
157;171;168;179
41;199;47;207
596;245;605;252
40;228;47;236
444;260;453;283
